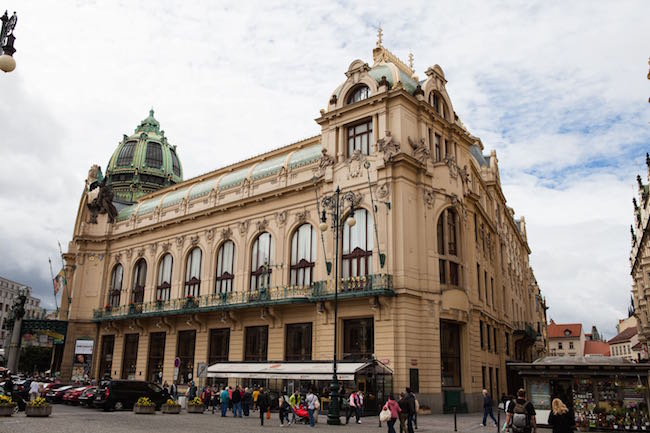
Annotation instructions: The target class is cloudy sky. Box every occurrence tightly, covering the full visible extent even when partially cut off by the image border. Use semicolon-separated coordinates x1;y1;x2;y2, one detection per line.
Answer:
0;1;648;338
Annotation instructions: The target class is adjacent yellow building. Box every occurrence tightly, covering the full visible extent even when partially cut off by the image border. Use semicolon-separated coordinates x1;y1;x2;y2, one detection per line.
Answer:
58;39;547;412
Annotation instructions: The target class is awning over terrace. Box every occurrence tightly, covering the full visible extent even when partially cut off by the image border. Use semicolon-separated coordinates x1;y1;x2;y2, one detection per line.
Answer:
206;361;392;381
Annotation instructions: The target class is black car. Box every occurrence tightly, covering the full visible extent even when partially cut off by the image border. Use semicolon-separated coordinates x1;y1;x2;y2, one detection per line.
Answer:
94;380;169;411
46;385;75;403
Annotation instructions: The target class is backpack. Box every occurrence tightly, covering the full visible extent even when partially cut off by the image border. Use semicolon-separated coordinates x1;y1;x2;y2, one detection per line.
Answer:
510;400;530;433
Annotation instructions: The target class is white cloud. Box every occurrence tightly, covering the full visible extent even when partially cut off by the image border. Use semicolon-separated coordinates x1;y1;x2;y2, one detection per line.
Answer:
0;0;649;338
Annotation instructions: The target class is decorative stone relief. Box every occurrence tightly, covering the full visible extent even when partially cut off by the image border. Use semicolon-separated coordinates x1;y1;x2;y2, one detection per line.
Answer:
408;136;431;165
161;242;171;252
221;227;233;240
375;183;390;203
256;218;269;233
347;149;366;178
125;249;133;259
448;193;467;221
444;155;458;179
277;210;288;226
315;148;336;178
238;220;249;235
295;209;310;224
153;206;161;219
190;235;200;246
149;243;158;254
137;248;145;258
424;188;435;209
206;228;215;241
377;131;400;163
240;178;251;196
175;235;185;249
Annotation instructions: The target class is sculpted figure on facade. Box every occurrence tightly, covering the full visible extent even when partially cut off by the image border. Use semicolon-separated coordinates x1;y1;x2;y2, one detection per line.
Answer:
221;227;233;240
87;174;118;224
315;148;336;177
277;210;288;226
347;149;366;178
408;136;430;165
238;220;249;235
377;130;400;163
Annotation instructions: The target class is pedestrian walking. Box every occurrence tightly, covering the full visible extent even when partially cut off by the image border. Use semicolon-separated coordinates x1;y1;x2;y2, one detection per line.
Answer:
481;389;498;427
220;387;230;417
187;381;197;400
383;394;401;433
279;394;291;426
506;388;537;433
232;385;243;417
253;387;260;411
397;392;408;433
346;390;360;424
289;390;301;424
402;388;416;433
170;382;177;400
29;380;39;401
201;385;212;410
547;398;575;433
357;390;365;420
258;388;269;426
306;388;318;428
243;387;252;416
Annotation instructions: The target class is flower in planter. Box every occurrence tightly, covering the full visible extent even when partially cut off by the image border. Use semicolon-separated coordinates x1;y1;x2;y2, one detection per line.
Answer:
104;304;111;310
27;397;50;408
164;399;180;407
135;397;155;407
188;397;204;406
0;395;16;407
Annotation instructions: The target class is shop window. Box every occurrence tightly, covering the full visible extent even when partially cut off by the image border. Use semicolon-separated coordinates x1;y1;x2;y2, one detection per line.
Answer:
121;333;139;380
250;232;273;290
208;328;230;364
290;224;316;286
109;264;123;307
99;335;115;379
489;367;494;397
343;318;374;360
156;253;173;301
347;119;372;156
146;332;165;384
285;323;312;361
342;209;373;278
216;241;235;293
176;330;196;385
245;326;268;361
131;259;147;304
185;247;202;297
441;321;462;387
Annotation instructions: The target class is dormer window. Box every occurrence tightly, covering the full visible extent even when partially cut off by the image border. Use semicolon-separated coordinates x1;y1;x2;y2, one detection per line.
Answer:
564;329;571;336
347;85;370;104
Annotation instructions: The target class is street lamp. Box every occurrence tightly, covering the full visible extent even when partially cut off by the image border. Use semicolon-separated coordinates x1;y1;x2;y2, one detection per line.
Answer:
0;10;18;73
318;186;358;425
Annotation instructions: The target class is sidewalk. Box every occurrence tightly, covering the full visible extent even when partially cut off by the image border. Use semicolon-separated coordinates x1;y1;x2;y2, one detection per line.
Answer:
414;411;552;432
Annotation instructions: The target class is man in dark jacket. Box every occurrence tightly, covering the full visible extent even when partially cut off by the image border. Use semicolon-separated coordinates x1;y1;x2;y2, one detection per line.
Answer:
257;388;269;426
481;389;498;426
232;385;242;417
242;387;252;416
402;388;416;433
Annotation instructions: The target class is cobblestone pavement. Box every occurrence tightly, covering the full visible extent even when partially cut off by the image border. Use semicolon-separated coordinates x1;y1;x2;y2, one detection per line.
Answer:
0;404;552;433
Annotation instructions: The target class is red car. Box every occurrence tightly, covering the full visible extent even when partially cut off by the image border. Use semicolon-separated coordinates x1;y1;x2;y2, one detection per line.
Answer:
63;386;93;405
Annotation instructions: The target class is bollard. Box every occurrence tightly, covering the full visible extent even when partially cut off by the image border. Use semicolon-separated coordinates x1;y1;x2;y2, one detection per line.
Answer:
454;406;457;432
497;411;501;433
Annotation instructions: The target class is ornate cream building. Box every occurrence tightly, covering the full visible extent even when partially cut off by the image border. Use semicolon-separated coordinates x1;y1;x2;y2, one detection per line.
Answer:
59;38;546;412
631;154;650;358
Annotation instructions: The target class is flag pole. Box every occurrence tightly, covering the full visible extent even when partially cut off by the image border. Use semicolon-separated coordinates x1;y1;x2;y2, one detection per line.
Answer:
48;257;59;313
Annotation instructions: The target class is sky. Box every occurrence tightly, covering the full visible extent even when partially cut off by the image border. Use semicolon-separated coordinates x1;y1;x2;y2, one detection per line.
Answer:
0;0;648;339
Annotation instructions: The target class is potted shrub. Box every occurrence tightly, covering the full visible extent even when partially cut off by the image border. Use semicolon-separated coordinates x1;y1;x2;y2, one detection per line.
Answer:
187;397;204;413
185;295;196;308
161;399;181;414
133;397;156;414
25;397;52;417
0;395;16;416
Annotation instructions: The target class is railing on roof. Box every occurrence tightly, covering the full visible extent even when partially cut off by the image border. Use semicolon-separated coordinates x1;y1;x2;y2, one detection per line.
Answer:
93;273;394;321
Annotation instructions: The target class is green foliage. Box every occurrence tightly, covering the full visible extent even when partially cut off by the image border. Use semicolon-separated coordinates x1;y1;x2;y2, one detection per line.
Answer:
18;346;52;373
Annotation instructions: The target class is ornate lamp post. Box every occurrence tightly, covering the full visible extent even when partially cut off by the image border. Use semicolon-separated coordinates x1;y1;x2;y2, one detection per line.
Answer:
318;186;359;425
0;10;18;73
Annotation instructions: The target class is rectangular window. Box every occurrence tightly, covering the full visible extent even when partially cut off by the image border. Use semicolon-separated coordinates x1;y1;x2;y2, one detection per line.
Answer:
176;330;196;385
343;318;374;361
439;259;447;284
449;262;459;286
121;333;139;380
477;264;482;300
569;341;574;350
444;139;449;157
558;342;563;350
482;365;486;389
487;324;491;351
480;320;484;349
285;323;312;361
474;214;478;242
208;328;230;364
146;332;165;384
491;278;495;307
99;335;115;379
493;328;498;354
409;368;419;393
489;366;494;398
347;119;372;156
441;321;462;387
245;326;269;361
484;271;489;304
434;134;441;161
496;367;500;398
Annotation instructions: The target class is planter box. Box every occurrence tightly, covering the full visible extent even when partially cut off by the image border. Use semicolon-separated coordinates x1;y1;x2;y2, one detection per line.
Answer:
26;405;52;417
0;406;15;417
187;404;204;414
161;404;181;414
134;405;155;415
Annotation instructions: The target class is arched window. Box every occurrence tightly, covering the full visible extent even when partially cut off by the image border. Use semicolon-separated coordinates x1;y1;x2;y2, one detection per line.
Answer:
157;253;173;301
290;224;316;286
342;209;373;278
429;92;440;114
116;141;136;166
438;208;460;286
347;85;370;104
185;248;202;298
216;241;235;293
108;264;123;307
145;142;163;168
131;259;147;304
250;232;273;290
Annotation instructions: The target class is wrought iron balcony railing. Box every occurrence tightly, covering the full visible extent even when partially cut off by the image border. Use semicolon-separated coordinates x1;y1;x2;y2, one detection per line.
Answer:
93;273;393;321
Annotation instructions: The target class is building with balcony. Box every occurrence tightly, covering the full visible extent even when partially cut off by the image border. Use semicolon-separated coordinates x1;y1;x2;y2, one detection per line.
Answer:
631;154;650;358
58;37;546;412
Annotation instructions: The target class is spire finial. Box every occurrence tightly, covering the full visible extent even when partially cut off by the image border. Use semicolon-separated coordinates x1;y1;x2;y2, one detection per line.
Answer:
408;51;414;71
149;107;154;117
376;25;383;47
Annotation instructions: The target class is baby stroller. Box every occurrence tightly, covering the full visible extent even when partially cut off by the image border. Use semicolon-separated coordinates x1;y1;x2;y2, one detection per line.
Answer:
292;403;310;424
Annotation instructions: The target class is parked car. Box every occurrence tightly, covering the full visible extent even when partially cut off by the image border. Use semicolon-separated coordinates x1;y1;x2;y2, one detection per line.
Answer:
0;385;25;412
94;380;169;411
9;379;31;402
46;385;75;403
78;386;97;407
63;386;93;405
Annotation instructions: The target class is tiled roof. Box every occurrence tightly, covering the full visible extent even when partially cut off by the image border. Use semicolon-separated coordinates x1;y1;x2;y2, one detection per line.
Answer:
584;340;610;356
608;326;638;344
548;323;582;338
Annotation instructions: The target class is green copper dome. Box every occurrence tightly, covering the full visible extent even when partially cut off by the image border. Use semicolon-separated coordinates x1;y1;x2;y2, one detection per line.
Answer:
106;109;183;203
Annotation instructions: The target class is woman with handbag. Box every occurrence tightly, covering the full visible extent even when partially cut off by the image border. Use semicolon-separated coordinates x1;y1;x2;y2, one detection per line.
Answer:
382;394;401;433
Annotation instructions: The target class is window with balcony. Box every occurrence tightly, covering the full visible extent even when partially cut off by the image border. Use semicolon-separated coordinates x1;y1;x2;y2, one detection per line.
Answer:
156;253;173;301
147;332;165;384
342;209;373;278
185;247;202;297
343;318;374;360
108;264;123;307
250;232;273;290
216;241;235;293
437;208;460;286
208;328;230;364
347;119;373;156
131;259;147;304
290;224;316;286
285;323;312;361
176;330;195;385
245;326;268;361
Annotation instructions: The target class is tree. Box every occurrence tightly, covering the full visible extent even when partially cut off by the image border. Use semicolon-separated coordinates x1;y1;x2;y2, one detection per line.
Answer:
17;346;52;374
